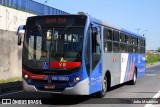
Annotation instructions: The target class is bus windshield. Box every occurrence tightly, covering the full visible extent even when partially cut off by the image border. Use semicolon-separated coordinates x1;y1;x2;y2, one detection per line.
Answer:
23;26;84;70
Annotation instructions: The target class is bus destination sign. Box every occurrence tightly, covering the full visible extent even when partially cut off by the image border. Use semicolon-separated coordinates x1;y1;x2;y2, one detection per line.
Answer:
46;18;67;24
27;16;87;27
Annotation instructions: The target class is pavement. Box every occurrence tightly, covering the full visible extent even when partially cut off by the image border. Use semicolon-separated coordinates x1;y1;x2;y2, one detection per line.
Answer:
0;81;22;95
146;62;160;67
0;62;160;107
0;62;159;95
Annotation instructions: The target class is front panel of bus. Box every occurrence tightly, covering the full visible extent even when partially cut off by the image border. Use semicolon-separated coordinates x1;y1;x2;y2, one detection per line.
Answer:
22;15;90;95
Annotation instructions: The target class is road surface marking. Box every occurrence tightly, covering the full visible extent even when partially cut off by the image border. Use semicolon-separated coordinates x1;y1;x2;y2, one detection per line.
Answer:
144;90;160;107
0;91;24;97
147;70;156;72
145;74;157;76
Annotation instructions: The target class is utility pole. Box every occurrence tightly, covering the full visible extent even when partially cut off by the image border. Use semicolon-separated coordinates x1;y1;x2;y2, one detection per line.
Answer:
142;30;148;36
136;28;141;34
44;0;48;4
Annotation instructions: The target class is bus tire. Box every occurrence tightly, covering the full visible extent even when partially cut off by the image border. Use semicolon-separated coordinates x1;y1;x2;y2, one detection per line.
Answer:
129;68;137;85
96;75;107;98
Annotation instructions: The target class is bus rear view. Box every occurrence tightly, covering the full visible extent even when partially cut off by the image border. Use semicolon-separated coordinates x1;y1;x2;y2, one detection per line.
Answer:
19;15;89;95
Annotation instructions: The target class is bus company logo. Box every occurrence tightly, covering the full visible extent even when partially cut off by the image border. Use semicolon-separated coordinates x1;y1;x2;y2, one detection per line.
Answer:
48;79;52;84
122;57;127;63
113;55;116;62
44;76;52;83
142;57;146;61
2;99;11;104
44;75;49;80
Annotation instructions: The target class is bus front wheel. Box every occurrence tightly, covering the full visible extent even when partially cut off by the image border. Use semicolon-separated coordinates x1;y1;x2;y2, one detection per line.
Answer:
96;75;107;98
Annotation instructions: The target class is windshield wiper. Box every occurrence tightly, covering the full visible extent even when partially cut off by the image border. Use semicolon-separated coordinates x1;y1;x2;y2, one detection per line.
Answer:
24;40;33;59
60;24;72;35
36;24;44;38
60;24;73;54
51;24;73;54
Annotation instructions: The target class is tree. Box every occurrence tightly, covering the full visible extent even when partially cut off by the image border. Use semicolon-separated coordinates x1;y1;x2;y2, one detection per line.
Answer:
77;11;86;15
158;47;160;52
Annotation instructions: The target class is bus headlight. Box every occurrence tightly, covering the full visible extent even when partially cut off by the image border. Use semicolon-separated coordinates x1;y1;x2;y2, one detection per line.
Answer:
75;77;80;82
24;74;29;79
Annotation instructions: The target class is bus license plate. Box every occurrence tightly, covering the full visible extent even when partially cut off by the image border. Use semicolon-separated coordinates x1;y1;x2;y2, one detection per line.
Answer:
44;85;55;89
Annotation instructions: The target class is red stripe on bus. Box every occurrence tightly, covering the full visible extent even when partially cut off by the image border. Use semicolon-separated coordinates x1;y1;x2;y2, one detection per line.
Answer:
50;62;81;69
22;69;46;80
130;61;134;80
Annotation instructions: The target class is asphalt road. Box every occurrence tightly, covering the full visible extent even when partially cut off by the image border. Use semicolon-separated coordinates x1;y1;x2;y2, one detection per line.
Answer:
0;64;160;107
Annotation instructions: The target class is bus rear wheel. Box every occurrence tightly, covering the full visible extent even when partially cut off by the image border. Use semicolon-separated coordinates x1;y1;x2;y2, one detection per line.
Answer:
129;68;137;85
96;75;107;98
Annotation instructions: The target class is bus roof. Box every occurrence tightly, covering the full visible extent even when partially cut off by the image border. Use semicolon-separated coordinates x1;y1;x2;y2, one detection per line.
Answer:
88;15;145;39
27;14;145;39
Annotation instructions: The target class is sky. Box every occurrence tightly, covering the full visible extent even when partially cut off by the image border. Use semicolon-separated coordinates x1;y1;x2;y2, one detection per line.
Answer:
33;0;160;50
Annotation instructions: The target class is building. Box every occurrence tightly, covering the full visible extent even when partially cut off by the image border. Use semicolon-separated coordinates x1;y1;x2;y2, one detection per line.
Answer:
0;0;68;80
0;0;68;31
0;0;68;15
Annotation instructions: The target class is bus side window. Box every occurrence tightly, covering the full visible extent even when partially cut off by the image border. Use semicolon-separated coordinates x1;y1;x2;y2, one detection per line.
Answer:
113;30;119;53
91;25;101;70
108;30;113;40
103;27;112;52
92;27;101;54
128;35;132;44
92;29;96;53
113;30;119;42
125;35;128;44
120;33;125;42
113;42;119;53
128;45;133;53
104;42;112;52
120;43;127;53
85;29;90;76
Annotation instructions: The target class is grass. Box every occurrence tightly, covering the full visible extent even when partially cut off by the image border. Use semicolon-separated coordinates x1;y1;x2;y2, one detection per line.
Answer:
146;53;160;64
0;77;22;84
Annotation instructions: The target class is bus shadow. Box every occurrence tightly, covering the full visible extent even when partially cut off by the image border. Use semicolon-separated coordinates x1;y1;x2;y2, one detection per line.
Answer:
44;82;130;105
108;81;131;92
46;94;91;105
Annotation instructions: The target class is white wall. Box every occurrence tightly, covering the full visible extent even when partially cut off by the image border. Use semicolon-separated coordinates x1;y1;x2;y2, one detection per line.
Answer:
0;5;36;80
0;5;35;31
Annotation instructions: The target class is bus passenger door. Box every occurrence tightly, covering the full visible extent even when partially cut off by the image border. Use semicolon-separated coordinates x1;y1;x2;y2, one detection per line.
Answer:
89;24;102;94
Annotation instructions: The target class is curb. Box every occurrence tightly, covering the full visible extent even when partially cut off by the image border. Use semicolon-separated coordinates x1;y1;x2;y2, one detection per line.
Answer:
146;62;160;67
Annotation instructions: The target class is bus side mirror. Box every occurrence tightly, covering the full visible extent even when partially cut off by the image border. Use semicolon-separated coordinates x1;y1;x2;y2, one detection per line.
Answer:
18;34;22;45
91;24;101;43
91;24;100;35
17;25;25;46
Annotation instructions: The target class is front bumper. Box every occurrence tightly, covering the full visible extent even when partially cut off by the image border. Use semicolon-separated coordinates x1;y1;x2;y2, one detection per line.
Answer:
23;78;89;95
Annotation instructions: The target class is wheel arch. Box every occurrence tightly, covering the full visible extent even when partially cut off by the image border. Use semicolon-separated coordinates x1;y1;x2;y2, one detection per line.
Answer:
105;70;111;90
135;66;138;77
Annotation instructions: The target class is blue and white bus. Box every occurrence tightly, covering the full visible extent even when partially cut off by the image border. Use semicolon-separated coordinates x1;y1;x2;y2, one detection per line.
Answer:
17;15;146;97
